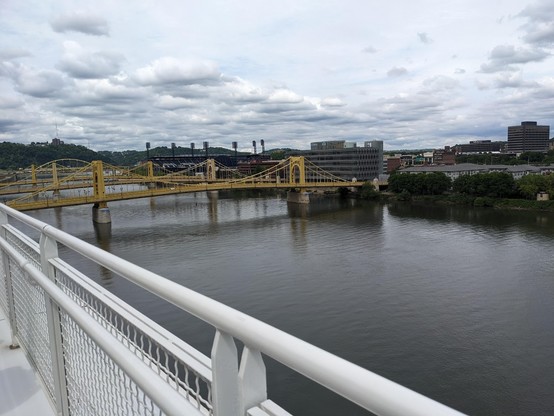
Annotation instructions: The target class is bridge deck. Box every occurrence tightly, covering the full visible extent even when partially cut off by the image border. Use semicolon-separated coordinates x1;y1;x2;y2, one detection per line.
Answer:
0;309;55;416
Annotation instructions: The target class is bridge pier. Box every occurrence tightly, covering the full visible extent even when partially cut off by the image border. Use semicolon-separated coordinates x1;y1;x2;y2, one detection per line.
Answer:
287;190;310;204
92;202;112;224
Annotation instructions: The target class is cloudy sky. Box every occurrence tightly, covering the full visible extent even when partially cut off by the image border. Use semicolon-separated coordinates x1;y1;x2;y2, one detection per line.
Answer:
1;0;553;152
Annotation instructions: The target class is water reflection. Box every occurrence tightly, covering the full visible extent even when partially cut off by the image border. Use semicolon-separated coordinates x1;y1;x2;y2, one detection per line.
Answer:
207;191;218;224
93;222;113;285
387;201;554;239
53;207;63;229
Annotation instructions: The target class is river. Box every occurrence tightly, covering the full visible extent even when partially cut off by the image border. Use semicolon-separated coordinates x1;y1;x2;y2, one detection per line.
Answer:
26;192;554;416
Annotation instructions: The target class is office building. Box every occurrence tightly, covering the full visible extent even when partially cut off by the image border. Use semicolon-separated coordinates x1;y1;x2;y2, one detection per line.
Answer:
300;140;382;181
454;140;505;154
507;121;550;153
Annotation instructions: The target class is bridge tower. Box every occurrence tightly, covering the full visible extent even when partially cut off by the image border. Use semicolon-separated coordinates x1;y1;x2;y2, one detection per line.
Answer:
206;159;216;181
287;157;310;204
288;156;306;185
146;161;156;189
50;162;62;201
91;160;111;224
31;164;37;185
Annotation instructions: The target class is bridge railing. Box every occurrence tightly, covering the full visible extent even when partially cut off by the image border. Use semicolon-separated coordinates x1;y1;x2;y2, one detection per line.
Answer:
0;203;465;416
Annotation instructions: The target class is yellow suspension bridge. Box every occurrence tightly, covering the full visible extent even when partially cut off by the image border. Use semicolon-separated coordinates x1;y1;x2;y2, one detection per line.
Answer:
1;157;365;220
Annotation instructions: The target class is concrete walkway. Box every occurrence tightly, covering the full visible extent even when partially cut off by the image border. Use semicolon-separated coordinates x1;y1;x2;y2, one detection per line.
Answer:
0;309;55;416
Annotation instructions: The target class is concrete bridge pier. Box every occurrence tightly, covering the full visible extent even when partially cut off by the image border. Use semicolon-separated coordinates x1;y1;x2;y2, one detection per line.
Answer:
287;190;310;204
92;202;112;224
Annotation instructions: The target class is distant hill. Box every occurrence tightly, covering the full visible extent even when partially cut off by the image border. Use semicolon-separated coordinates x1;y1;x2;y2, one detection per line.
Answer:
0;142;114;170
0;142;295;170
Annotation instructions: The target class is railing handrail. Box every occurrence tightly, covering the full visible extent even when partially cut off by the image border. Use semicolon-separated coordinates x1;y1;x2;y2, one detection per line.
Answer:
0;238;201;416
0;203;465;416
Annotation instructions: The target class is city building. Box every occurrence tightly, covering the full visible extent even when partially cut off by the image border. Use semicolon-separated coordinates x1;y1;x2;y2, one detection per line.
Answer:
401;163;554;180
507;121;550;154
454;140;505;154
384;156;401;173
311;140;352;150
299;140;383;181
433;147;456;165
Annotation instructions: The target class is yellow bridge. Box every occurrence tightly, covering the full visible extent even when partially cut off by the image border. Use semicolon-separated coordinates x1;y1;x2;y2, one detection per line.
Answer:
1;157;365;220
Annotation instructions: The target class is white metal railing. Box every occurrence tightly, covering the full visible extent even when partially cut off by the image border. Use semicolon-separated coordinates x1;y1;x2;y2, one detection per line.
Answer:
0;203;466;416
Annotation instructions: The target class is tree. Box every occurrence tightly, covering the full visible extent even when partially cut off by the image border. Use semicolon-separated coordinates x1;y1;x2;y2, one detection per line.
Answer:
360;182;380;200
517;175;547;199
518;152;545;164
423;172;451;195
389;172;450;195
452;172;516;198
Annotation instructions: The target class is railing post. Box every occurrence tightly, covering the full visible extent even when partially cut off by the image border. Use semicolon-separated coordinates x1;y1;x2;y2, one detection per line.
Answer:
40;232;70;416
238;347;267;415
0;210;19;348
211;330;239;416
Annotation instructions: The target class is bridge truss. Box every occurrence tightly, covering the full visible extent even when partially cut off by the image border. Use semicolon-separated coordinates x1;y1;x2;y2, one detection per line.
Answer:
3;157;362;211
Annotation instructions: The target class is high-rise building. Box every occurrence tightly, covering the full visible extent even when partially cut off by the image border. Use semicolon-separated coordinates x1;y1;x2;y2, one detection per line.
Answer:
507;121;550;153
301;141;382;181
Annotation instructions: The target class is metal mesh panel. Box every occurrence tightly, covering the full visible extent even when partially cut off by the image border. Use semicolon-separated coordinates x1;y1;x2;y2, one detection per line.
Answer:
0;248;8;315
55;268;213;415
10;256;56;403
4;226;42;270
60;311;163;416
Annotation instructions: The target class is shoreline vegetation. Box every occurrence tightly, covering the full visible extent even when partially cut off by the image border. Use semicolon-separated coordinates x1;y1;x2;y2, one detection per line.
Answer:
375;192;554;212
355;169;554;212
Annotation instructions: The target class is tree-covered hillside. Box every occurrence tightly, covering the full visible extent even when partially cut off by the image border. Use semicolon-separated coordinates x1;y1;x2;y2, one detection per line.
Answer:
0;142;277;170
0;142;114;170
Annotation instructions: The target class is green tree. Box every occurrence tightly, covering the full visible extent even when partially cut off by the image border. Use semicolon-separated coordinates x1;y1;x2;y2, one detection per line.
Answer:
423;172;451;195
452;172;516;197
360;182;380;200
389;172;450;195
518;152;545;164
517;174;548;199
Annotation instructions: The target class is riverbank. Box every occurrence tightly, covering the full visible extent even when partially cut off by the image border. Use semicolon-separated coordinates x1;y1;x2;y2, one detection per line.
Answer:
373;192;554;212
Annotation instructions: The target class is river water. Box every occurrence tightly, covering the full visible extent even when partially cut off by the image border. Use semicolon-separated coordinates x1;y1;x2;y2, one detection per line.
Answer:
26;192;554;416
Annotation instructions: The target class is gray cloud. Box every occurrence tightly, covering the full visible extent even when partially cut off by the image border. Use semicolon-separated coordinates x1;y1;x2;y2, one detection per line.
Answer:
418;32;432;44
59;47;125;79
518;0;554;24
517;1;554;47
50;12;109;36
362;46;377;54
479;45;550;73
0;49;32;60
522;23;554;47
387;66;408;77
493;73;539;89
134;58;221;87
4;63;67;98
